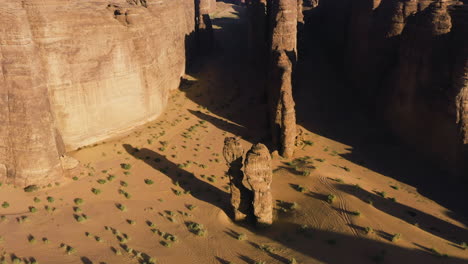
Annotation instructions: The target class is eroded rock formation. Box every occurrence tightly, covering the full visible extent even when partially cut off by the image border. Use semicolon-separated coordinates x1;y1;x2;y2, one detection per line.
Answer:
244;143;273;226
222;137;252;221
333;0;468;175
450;4;468;174
0;0;196;186
268;0;298;158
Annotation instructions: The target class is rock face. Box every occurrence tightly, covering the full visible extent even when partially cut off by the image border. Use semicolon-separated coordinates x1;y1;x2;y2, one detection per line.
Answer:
268;0;298;157
327;0;468;175
200;0;217;14
0;0;196;186
222;137;252;221
451;4;468;174
244;143;273;226
297;0;305;24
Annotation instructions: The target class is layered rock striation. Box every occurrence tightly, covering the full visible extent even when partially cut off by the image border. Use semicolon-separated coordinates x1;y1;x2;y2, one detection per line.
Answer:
316;0;468;175
244;143;273;226
267;0;298;158
0;0;196;186
223;137;253;221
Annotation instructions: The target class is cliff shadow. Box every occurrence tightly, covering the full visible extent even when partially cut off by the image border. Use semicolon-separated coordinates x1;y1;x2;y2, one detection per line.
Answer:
181;4;270;146
122;144;231;216
335;183;468;244
294;2;468;221
220;219;468;264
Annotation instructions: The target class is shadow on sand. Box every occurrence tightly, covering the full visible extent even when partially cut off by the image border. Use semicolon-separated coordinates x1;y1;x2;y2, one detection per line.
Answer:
123;144;231;217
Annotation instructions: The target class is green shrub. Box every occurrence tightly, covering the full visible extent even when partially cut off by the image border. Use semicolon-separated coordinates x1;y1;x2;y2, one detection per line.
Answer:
144;179;154;185
120;163;132;170
24;185;39;192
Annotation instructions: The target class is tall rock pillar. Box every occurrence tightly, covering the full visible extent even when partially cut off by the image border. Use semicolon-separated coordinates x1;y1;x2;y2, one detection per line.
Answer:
244;143;273;226
267;0;298;158
223;137;252;221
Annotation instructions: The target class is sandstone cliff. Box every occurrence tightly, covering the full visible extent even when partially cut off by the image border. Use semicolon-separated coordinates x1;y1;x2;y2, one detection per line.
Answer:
317;0;468;175
0;0;196;186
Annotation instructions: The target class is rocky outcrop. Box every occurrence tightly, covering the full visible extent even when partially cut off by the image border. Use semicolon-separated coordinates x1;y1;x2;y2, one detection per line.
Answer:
450;4;468;174
297;0;305;24
223;137;252;221
0;10;63;186
244;143;273;226
339;0;468;174
0;0;196;186
200;0;217;14
268;0;298;157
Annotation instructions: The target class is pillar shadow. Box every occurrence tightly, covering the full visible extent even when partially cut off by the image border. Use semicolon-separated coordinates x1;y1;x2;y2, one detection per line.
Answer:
123;144;231;216
335;183;468;244
227;221;468;264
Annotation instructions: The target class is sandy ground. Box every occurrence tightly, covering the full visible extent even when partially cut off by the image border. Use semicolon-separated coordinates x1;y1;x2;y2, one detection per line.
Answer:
0;3;467;264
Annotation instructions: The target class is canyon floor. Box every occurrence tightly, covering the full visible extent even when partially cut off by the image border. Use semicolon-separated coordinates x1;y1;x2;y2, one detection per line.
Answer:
0;3;467;264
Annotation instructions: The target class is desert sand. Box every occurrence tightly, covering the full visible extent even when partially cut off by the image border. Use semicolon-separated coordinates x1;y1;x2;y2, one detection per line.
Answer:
0;3;467;264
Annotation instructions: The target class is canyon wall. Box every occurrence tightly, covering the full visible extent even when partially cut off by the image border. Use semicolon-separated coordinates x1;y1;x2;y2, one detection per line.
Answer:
314;0;468;175
0;0;197;186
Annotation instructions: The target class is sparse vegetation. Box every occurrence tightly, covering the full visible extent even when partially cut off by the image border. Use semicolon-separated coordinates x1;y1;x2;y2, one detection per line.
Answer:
97;179;107;184
327;194;336;204
460;241;467;250
121;163;132;170
29;206;37;213
350;211;361;216
430;248;448;258
24;185;39;192
144;179;154;185
377;191;386;198
391;233;401;242
187;204;197;211
186;222;206;236
74;198;84;205
116;203;127;212
237;233;247;241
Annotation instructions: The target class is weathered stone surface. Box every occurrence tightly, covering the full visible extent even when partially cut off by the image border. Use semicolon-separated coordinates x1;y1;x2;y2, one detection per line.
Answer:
338;0;468;174
223;137;252;221
280;89;297;158
0;0;196;186
450;4;468;174
60;155;80;171
268;0;298;157
200;0;217;14
297;0;305;24
269;0;298;53
244;143;273;226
